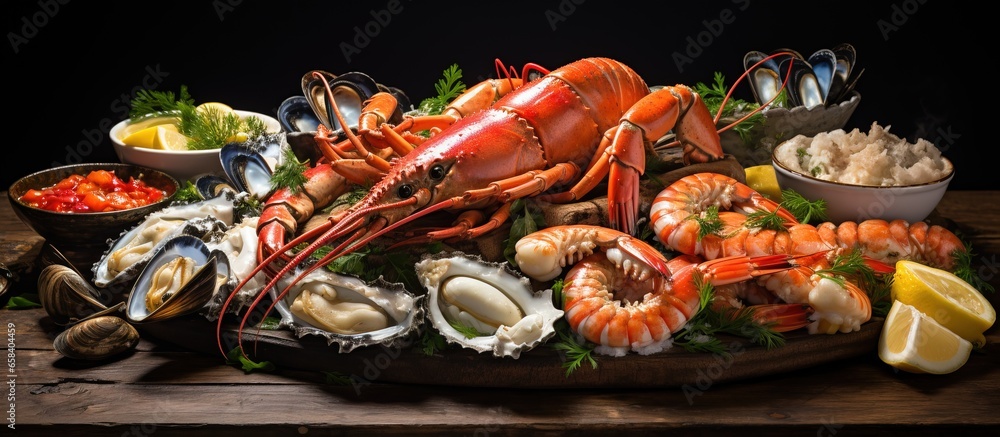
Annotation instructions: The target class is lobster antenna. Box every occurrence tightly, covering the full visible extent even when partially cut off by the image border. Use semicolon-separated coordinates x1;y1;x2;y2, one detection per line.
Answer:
654;51;796;152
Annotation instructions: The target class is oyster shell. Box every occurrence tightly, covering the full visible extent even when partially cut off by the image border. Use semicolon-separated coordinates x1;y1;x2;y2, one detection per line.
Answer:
91;193;235;290
415;251;563;359
272;268;424;353
204;216;265;315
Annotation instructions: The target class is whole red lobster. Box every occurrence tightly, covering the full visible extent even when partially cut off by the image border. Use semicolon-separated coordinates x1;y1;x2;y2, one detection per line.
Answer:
218;57;734;358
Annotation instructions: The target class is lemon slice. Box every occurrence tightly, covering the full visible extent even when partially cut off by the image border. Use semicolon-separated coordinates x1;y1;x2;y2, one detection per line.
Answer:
891;260;995;345
153;125;191;151
117;115;180;140
197;102;234;114
878;300;972;374
745;165;783;202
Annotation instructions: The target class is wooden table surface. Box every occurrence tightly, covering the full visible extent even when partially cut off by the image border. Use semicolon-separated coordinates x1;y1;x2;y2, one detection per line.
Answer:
3;190;999;436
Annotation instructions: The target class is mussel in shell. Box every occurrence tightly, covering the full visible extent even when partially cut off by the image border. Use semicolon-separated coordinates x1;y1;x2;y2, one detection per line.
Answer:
124;235;231;324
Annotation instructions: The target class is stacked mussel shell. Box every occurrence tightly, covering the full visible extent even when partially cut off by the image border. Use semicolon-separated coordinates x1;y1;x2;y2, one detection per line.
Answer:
744;43;863;109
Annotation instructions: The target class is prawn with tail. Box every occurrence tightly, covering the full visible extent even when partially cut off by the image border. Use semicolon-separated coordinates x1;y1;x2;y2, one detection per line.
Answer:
515;225;813;356
649;172;967;334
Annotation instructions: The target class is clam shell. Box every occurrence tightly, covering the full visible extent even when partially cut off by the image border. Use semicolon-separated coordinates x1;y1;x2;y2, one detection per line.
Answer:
416;251;563;359
53;315;139;360
38;264;110;326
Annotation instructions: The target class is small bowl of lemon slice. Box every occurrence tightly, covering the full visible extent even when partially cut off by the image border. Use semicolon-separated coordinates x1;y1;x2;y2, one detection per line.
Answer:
110;102;281;183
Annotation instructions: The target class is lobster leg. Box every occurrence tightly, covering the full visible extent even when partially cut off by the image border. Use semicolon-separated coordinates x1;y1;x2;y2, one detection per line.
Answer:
539;85;724;236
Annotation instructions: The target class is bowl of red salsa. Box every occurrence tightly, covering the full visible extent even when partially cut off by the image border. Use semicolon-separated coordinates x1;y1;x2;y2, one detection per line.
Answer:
8;163;179;250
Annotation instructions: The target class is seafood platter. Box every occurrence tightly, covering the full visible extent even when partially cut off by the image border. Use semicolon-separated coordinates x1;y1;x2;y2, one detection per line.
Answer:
19;47;994;388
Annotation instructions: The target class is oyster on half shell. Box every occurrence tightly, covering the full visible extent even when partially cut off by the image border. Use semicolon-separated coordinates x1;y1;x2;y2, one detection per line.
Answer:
271;267;424;353
415;251;563;359
92;193;236;290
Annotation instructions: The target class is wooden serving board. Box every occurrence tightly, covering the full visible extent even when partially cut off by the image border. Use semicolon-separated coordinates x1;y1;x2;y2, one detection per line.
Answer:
140;315;884;389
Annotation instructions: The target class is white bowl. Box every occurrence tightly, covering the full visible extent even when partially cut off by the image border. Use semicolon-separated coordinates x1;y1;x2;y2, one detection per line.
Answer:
110;110;282;183
771;142;954;224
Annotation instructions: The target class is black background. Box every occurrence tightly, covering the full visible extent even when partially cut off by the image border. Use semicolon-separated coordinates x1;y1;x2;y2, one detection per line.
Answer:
2;0;989;191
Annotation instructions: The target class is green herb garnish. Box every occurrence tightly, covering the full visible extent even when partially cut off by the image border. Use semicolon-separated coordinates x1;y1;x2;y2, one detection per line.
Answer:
690;205;723;241
128;86;268;150
550;320;597;377
322;371;353;385
418;64;467;116
503;198;546;266
952;242;996;294
694;72;765;147
779;189;827;224
270;148;310;193
4;295;40;310
672;275;786;354
419;329;448;356
172;180;203;203
450;321;486;339
225;347;275;373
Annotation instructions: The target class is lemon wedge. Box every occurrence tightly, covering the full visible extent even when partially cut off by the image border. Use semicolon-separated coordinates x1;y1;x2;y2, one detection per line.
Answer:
891;260;995;346
878;300;972;374
153;125;191;151
117;116;180;140
121;124;172;149
745;165;783;202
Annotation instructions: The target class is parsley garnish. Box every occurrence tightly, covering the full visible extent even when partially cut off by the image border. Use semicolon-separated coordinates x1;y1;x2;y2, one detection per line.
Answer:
418;64;467;116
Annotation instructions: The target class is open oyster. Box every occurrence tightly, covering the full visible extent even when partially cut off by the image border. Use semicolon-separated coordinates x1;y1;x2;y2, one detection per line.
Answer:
92;193;235;290
272;267;424;353
415;251;563;359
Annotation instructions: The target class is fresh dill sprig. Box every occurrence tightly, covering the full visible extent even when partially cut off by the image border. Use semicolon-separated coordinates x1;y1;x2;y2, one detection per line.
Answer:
128;86;269;150
744;209;790;232
450;321;486;339
779;189;827;224
418;64;467;116
693;72;764;147
814;249;876;287
129;86;195;120
690;205;723;241
673;275;786;354
952;242;996;294
181;106;267;150
550;320;597;377
270;148;309;193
